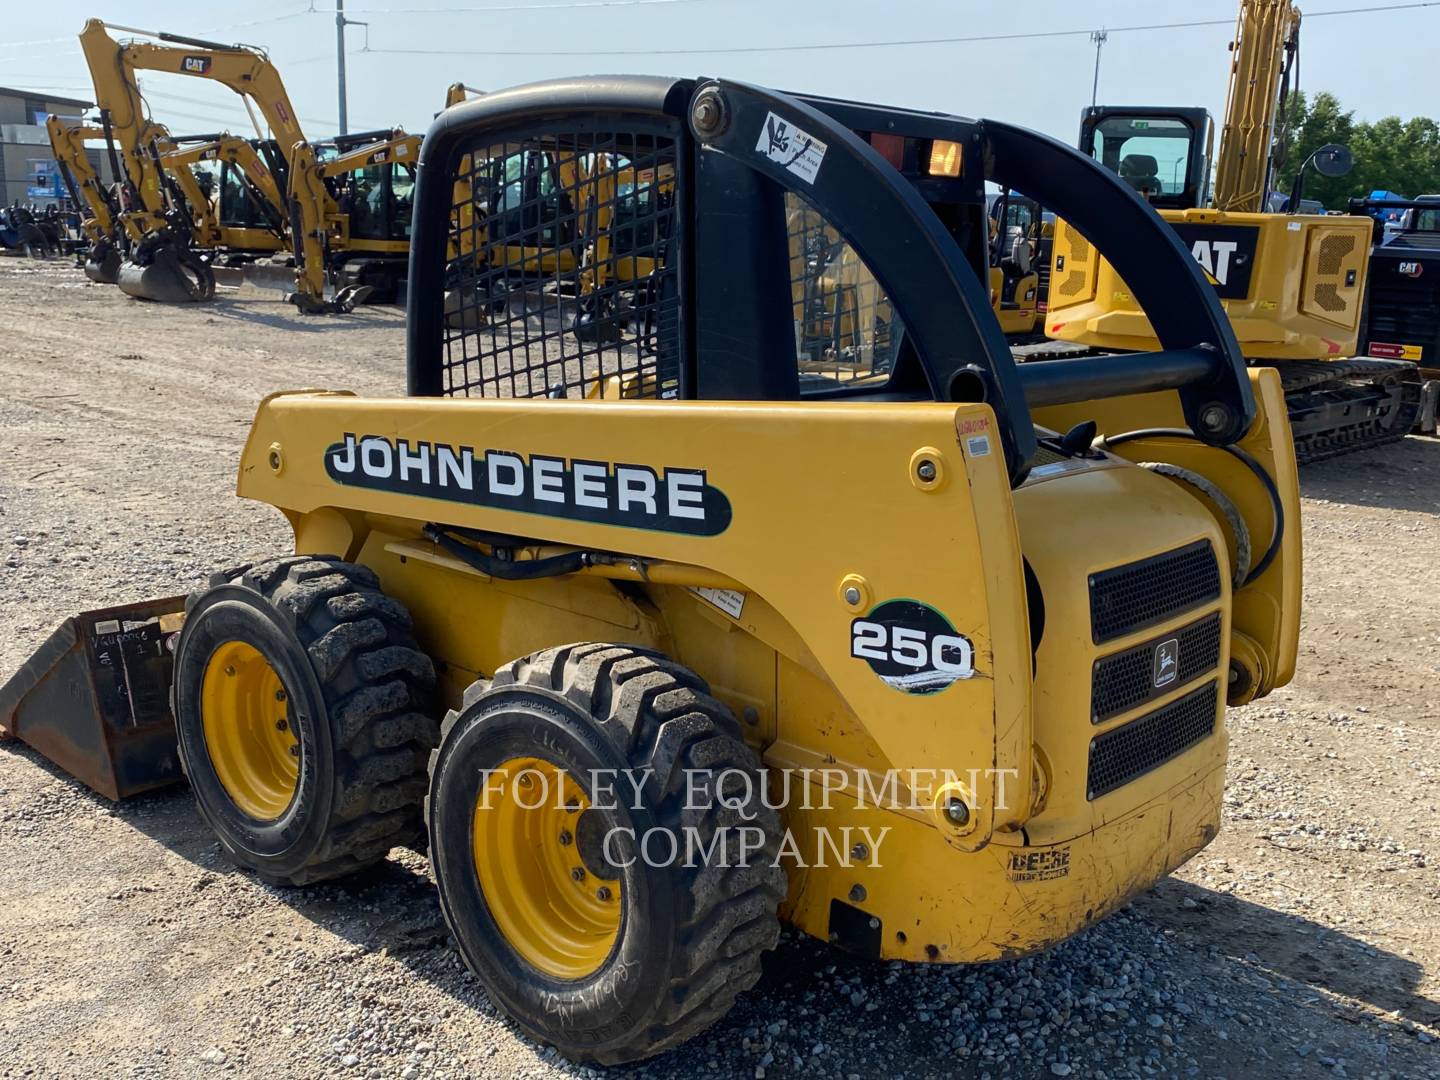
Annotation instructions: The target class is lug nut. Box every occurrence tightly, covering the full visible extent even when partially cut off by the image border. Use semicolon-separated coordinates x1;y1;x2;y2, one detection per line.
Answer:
517;773;532;788
224;665;236;676
276;719;288;732
851;842;868;861
289;745;300;758
596;886;612;902
849;884;867;903
570;867;586;882
275;689;287;702
558;830;572;846
945;798;970;826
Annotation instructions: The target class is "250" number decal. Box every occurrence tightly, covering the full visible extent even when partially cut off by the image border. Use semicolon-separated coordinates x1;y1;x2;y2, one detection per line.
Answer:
850;600;974;694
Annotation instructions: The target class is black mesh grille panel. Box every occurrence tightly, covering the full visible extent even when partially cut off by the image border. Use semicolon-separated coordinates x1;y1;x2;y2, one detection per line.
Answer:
1089;540;1220;644
1088;681;1219;799
1317;233;1355;275
441;126;680;399
1313;282;1346;313
1091;611;1222;722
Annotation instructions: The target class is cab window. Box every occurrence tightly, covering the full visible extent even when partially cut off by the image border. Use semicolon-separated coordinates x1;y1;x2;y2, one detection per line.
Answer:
1089;116;1195;203
785;191;901;394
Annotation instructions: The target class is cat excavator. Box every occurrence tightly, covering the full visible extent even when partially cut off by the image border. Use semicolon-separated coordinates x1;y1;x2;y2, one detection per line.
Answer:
1042;0;1424;462
79;18;412;311
159;133;288;258
287;127;422;308
43;115;124;282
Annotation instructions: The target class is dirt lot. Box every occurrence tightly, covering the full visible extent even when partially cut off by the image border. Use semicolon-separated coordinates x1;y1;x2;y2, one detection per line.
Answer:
0;257;1438;1079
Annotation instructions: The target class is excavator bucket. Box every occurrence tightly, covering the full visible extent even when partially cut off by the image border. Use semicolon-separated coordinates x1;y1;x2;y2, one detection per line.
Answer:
0;597;187;800
287;283;375;315
83;243;121;285
117;246;217;303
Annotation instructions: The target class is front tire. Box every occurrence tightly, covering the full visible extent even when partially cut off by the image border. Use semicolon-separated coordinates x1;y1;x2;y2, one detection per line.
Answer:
173;556;438;885
427;643;786;1064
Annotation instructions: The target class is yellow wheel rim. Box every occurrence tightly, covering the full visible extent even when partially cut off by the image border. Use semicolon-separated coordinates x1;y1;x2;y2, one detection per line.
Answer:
200;640;300;821
472;756;622;980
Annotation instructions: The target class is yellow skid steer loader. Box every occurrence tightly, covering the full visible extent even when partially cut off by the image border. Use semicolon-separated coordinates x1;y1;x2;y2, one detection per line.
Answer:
1;77;1301;1064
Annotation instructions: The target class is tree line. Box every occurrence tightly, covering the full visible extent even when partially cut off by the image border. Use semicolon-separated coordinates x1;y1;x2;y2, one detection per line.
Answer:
1272;90;1440;208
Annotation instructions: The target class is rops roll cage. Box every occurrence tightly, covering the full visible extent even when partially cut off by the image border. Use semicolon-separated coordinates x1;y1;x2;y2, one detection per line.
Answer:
407;76;1254;484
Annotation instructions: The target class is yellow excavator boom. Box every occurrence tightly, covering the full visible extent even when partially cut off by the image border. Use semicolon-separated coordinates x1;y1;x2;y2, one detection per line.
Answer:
43;116;113;244
1213;0;1301;213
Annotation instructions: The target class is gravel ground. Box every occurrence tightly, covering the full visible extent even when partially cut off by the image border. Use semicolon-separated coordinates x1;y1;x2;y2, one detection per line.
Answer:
0;258;1438;1079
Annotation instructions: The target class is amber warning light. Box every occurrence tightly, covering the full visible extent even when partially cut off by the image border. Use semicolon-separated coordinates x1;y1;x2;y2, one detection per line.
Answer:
928;139;963;177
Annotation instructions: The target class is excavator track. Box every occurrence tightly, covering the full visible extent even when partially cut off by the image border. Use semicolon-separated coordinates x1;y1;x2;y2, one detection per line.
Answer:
1012;346;1423;466
1274;357;1424;465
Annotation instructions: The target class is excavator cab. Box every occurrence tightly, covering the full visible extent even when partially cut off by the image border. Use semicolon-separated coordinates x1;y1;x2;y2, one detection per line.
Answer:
987;189;1043;338
1079;106;1213;210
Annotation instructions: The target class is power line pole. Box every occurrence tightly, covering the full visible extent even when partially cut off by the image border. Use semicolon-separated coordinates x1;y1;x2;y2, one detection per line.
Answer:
336;0;350;135
1090;28;1108;107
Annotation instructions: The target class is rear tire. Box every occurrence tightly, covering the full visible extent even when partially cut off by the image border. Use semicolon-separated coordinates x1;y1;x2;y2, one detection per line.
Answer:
426;643;786;1064
173;556;438;885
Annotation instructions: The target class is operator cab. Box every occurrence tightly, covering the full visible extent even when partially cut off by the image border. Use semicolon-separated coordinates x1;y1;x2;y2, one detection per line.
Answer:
1079;106;1213;211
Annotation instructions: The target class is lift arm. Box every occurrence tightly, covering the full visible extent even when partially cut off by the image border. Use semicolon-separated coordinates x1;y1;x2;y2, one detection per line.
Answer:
80;20;337;221
1213;0;1301;213
44;116;116;244
160;134;288;243
78;19;173;226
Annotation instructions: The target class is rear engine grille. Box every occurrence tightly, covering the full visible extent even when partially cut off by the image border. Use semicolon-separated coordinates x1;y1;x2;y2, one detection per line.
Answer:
1366;273;1440;354
1091;611;1222;722
1089;540;1220;644
1317;234;1355;275
1088;681;1219;799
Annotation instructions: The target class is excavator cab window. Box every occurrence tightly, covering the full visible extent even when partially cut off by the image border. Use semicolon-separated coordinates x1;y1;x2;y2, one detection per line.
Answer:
1080;109;1211;210
216;161;266;229
344;162;418;242
488;150;576;253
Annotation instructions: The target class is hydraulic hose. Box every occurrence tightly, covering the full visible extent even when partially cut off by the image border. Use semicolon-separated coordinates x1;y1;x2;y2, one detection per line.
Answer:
423;524;590;580
1094;428;1285;588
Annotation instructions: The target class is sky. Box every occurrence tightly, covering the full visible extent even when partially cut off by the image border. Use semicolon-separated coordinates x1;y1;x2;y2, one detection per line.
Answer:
3;0;1439;144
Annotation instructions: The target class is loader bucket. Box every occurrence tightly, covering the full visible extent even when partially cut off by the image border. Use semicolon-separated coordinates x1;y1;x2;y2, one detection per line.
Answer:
117;248;216;303
0;597;187;800
83;244;120;284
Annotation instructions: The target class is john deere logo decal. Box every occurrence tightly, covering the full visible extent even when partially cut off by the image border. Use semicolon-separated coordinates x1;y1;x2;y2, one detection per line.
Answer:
850;600;974;694
325;433;732;536
181;56;212;74
1153;638;1179;688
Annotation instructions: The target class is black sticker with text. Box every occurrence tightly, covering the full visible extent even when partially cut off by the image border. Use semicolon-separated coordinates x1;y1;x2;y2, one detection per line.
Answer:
1008;845;1071;883
850;599;974;695
324;433;732;536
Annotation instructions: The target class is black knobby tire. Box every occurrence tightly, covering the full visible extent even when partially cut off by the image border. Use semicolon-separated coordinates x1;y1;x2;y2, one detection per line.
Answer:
173;555;439;885
426;643;787;1065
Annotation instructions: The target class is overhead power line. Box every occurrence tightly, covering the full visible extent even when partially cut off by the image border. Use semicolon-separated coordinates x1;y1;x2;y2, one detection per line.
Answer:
0;6;314;52
348;0;711;11
354;0;1440;56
